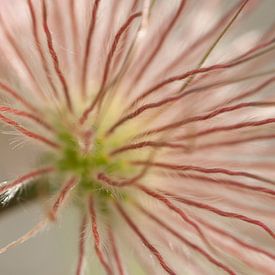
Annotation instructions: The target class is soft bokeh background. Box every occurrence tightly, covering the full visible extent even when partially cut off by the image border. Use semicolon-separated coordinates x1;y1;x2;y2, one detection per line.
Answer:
0;135;79;274
0;1;275;274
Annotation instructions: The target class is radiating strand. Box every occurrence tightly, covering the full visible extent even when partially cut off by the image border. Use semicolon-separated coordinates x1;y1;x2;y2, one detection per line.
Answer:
88;195;114;275
110;140;187;156
125;36;275;114
0;82;38;113
197;218;275;261
100;0;155;113
226;75;275;105
116;202;176;275
107;48;275;137
129;0;187;86
132;161;275;186
69;0;80;87
0;176;77;255
97;172;141;187
136;184;215;251
41;0;73;113
134;202;236;275
197;134;275;151
0;167;54;195
97;0;141;123
135;100;275;139
0;105;53;132
81;0;101;99
49;177;78;220
80;11;142;124
161;191;275;240
0;13;46;100
0;113;59;149
165;172;275;198
192;35;275;93
128;67;275;141
0;219;48;255
112;0;140;71
108;226;125;275
76;215;88;275
178;117;275;141
99;0;122;67
177;0;250;94
132;101;275;139
129;0;251;108
157;0;252;79
27;0;60;100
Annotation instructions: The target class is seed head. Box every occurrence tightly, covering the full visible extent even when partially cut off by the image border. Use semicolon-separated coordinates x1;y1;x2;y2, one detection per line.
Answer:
0;0;275;274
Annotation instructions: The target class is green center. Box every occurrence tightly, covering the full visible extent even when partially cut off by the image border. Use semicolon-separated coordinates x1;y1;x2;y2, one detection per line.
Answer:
55;129;134;201
44;98;147;207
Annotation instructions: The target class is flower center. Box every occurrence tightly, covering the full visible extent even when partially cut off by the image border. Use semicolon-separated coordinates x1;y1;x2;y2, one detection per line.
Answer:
57;130;130;193
46;97;147;205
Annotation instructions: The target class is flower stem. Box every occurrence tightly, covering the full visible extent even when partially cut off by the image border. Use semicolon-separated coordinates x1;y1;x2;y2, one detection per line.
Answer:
0;181;51;215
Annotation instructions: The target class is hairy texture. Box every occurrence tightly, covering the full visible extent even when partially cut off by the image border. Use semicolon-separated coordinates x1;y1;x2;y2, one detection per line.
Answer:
0;0;275;274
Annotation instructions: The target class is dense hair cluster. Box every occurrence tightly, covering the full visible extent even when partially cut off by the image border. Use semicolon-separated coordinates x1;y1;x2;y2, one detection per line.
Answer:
0;0;275;274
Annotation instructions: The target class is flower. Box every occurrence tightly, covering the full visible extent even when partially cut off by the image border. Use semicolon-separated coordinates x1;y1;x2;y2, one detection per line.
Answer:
0;0;275;274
